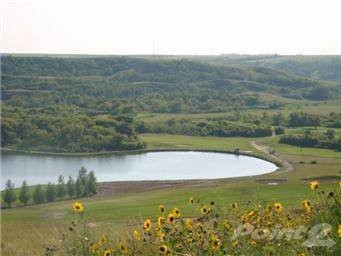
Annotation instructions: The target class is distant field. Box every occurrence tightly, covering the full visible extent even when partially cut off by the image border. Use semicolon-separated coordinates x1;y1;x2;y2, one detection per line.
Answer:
140;133;254;151
137;100;341;124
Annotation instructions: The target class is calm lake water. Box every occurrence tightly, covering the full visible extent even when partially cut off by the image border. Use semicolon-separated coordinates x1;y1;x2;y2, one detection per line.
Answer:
0;151;277;189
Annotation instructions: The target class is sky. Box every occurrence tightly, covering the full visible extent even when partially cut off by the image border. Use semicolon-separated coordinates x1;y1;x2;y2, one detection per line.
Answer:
1;0;341;55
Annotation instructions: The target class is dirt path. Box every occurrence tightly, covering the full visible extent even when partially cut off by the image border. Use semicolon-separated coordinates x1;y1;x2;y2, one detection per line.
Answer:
250;140;294;173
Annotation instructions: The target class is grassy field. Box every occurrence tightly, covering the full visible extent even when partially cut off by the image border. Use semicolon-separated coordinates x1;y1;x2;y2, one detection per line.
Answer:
137;100;341;124
141;133;254;151
1;133;340;255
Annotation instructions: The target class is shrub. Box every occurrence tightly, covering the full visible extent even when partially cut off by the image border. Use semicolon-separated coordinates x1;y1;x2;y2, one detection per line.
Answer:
274;126;285;135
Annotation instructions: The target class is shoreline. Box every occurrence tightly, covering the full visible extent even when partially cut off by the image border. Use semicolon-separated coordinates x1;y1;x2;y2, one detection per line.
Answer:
1;147;282;168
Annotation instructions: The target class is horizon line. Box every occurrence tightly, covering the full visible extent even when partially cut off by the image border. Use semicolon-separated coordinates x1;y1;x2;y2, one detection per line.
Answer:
2;52;341;57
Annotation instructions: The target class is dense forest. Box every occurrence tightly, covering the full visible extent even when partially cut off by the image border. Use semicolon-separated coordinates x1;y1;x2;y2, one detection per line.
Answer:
1;55;341;152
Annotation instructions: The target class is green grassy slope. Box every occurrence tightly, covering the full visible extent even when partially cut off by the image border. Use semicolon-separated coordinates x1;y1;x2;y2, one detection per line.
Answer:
1;133;340;255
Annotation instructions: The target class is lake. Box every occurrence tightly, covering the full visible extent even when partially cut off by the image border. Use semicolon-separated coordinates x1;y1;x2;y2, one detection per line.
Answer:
0;151;277;189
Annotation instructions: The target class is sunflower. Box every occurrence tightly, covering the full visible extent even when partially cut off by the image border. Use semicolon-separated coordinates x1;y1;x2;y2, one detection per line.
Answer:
72;202;84;213
310;181;319;190
89;243;99;253
103;249;114;256
98;235;106;246
184;218;193;229
301;200;313;212
168;213;175;223
159;245;170;255
223;219;231;231
266;204;273;213
172;208;181;218
274;202;283;213
301;200;311;208
186;237;193;244
143;219;152;231
157;216;165;226
157;231;166;242
211;238;221;251
119;242;128;254
159;205;165;213
133;230;141;241
200;206;208;215
338;225;341;238
189;197;194;205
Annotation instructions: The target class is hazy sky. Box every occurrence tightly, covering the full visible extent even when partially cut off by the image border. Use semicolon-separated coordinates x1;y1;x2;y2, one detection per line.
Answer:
1;0;341;55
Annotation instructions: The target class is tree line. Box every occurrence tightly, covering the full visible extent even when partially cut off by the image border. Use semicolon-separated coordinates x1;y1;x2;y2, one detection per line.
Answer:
279;130;341;151
2;167;97;208
1;106;146;152
138;119;273;137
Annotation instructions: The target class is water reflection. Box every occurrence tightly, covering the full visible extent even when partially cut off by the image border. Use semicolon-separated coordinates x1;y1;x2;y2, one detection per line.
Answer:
0;151;277;189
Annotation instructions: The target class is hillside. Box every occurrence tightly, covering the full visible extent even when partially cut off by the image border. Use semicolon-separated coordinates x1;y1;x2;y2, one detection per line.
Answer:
200;54;341;81
2;55;340;113
1;55;341;153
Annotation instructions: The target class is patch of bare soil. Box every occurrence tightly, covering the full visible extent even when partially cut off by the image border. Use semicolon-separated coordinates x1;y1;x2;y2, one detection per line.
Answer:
301;175;340;182
255;179;287;185
97;180;223;196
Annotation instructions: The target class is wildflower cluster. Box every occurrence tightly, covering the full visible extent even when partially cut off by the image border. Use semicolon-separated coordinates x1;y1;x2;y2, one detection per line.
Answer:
55;181;340;255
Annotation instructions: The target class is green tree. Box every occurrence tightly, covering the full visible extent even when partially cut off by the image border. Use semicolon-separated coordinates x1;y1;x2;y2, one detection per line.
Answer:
19;180;31;206
66;176;75;199
46;183;56;202
325;129;335;140
75;178;83;198
86;171;97;196
75;167;88;197
33;185;45;204
56;175;66;199
2;180;17;208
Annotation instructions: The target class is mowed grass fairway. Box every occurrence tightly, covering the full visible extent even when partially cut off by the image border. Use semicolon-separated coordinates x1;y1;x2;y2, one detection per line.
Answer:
1;133;340;255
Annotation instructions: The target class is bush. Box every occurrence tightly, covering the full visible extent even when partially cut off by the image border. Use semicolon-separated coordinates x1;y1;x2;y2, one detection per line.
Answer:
274;126;285;135
279;131;341;151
